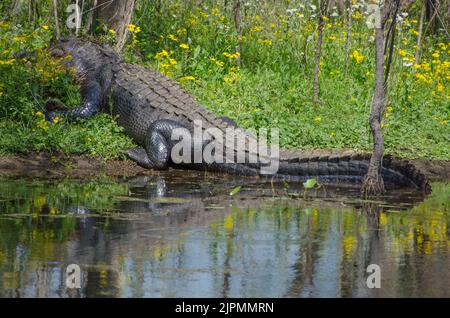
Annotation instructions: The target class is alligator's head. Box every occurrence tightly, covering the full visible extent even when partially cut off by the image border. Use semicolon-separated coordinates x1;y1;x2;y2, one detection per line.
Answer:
50;37;83;60
50;38;87;75
50;38;120;79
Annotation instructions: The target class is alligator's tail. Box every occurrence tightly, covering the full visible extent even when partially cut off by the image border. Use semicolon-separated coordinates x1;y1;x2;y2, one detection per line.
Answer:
274;153;431;193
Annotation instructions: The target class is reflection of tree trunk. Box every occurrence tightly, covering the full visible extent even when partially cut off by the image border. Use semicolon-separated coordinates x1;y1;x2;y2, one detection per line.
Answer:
285;214;323;297
364;205;382;297
96;0;136;52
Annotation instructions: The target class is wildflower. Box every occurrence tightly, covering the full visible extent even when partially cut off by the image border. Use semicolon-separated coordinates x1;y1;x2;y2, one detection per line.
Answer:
179;76;196;82
328;35;336;41
42;25;49;30
212;8;220;17
168;34;178;42
53;117;60;124
398;49;407;57
432;52;440;58
210;57;224;67
179;43;189;50
257;39;273;46
127;24;141;33
108;29;116;35
314;116;322;122
351;50;364;63
155;50;170;60
176;28;187;36
0;59;15;65
169;58;177;66
223;52;240;59
353;11;363;20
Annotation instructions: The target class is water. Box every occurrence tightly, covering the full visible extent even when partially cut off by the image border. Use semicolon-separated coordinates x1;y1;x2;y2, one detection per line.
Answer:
0;172;448;298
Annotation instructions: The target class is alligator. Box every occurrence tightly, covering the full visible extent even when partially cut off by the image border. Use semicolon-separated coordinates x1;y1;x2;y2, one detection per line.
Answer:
46;38;430;193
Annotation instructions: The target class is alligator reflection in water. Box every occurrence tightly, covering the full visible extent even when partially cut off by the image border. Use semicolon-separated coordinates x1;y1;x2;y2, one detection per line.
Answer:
0;172;448;297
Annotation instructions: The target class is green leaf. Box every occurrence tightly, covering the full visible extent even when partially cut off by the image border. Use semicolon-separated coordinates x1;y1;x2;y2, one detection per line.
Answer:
303;178;317;189
229;186;241;196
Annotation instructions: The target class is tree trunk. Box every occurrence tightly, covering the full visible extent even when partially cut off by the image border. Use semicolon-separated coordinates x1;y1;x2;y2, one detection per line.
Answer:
415;2;426;64
84;0;97;34
96;0;136;52
362;26;386;196
233;0;242;67
344;0;352;79
52;0;61;40
362;1;397;196
313;1;328;104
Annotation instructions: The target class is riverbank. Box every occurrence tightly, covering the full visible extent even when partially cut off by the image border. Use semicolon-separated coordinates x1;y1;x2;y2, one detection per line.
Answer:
0;151;448;181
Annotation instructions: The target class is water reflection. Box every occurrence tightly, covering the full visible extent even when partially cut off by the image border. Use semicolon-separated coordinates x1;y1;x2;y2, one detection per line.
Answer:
0;173;448;297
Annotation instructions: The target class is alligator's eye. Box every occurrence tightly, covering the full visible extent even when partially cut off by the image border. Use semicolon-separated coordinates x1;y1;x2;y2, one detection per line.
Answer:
51;48;65;57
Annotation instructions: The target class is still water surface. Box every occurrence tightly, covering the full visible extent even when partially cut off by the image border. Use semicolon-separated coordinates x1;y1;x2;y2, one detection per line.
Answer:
0;172;448;297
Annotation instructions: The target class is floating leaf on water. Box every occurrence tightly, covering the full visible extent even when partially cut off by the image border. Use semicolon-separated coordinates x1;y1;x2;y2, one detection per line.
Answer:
229;186;242;196
303;178;317;189
116;196;190;204
151;197;191;204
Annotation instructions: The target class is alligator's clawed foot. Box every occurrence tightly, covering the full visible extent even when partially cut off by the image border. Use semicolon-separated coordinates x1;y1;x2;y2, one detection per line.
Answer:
124;147;154;169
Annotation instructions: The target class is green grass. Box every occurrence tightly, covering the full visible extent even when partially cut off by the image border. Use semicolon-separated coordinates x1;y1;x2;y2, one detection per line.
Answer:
0;1;448;160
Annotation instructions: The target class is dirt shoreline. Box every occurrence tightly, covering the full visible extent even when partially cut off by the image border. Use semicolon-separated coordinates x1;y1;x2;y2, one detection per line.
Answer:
0;151;449;181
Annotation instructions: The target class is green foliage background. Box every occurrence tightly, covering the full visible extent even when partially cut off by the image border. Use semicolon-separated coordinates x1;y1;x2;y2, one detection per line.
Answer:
0;0;448;160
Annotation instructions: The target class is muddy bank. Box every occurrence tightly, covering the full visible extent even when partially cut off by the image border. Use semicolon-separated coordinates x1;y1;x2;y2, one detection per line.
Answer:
0;151;449;180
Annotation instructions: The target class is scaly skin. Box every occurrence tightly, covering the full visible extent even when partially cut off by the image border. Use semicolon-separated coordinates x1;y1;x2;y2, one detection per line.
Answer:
46;38;431;193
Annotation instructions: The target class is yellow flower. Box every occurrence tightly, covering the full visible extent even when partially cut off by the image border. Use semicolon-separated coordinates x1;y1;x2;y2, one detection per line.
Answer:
353;11;363;20
155;50;170;60
328;35;336;41
179;76;196;82
169;58;177;66
127;24;141;33
314;116;322;122
432;52;440;58
179;43;189;49
398;49;407;57
0;59;15;65
168;34;178;42
53;117;60;124
212;8;220;17
108;29;116;35
176;28;187;36
42;25;49;30
351;50;364;63
210;57;224;67
223;52;240;59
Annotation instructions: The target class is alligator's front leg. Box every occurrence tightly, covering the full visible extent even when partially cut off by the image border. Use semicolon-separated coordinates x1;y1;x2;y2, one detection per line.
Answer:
45;80;103;122
125;119;190;170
